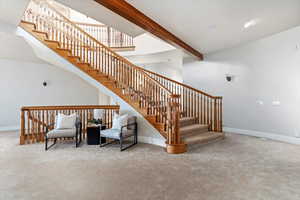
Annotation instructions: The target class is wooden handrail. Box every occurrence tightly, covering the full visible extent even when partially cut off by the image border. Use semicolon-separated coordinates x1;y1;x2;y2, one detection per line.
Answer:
74;21;134;48
22;105;120;111
20;105;120;145
139;67;221;99
72;21;106;27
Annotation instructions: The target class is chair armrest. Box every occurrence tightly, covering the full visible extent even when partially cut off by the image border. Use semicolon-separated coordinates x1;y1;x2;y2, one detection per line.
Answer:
120;122;137;137
45;123;55;133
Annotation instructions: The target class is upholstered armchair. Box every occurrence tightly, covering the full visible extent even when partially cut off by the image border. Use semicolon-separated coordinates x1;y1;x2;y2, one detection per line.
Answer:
100;116;137;151
45;116;82;150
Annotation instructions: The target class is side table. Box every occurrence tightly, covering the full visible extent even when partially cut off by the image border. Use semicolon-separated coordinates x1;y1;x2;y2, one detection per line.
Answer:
87;124;107;145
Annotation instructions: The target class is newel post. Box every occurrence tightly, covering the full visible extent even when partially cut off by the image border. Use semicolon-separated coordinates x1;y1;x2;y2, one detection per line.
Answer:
166;94;187;154
20;109;25;145
214;98;217;132
220;97;223;132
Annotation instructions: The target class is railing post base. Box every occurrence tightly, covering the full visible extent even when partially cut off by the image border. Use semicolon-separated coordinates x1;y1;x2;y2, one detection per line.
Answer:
166;143;187;154
20;136;25;145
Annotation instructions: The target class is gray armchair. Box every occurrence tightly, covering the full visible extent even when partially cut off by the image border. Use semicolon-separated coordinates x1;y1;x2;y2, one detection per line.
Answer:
45;118;82;150
100;116;137;151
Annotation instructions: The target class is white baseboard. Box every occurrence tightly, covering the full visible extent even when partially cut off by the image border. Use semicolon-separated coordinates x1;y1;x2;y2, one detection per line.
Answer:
0;126;20;132
139;136;166;147
224;127;300;145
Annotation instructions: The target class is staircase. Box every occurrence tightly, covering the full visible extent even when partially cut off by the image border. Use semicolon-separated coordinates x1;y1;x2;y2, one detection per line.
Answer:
19;0;224;154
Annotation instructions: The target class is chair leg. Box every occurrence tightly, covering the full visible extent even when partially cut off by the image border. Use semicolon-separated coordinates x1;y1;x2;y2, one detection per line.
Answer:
99;135;102;147
120;137;123;152
75;135;78;148
134;132;138;144
46;138;57;151
120;136;137;151
45;137;48;151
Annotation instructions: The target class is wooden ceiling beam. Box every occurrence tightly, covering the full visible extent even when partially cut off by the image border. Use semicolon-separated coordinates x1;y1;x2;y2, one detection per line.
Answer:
94;0;203;60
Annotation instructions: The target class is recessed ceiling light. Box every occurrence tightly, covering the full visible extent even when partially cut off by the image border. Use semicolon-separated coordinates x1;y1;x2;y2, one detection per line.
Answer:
244;19;260;29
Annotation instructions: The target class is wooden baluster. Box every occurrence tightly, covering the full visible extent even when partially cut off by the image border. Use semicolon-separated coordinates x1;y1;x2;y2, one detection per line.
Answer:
20;109;25;145
37;110;41;142
219;98;223;132
107;27;111;47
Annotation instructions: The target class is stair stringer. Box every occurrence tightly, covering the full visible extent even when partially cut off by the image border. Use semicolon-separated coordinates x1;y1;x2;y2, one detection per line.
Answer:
16;27;166;148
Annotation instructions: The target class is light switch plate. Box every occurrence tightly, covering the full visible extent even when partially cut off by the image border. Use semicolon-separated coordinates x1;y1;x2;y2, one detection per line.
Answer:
272;101;280;106
256;100;264;105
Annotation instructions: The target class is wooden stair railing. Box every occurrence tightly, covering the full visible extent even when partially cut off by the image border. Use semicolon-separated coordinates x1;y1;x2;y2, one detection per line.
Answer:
20;105;120;145
142;68;223;133
21;0;187;153
74;22;134;49
23;8;134;49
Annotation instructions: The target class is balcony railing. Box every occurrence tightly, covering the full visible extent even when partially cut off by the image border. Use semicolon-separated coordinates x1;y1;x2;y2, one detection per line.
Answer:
74;22;134;48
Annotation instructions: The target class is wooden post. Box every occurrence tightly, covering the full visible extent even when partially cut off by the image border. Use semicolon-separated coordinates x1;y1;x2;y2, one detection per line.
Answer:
220;98;223;132
120;32;123;47
166;95;187;154
20;109;25;145
107;27;111;47
214;98;217;132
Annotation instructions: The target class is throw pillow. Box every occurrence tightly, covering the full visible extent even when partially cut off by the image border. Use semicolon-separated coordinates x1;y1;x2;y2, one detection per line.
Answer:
112;114;128;130
56;113;77;129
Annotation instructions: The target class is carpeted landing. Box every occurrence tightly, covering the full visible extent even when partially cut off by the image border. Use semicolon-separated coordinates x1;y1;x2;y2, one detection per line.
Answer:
1;131;300;200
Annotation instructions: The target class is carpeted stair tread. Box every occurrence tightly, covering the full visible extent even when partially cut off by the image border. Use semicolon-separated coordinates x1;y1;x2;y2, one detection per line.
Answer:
184;132;224;145
180;124;209;137
179;117;196;127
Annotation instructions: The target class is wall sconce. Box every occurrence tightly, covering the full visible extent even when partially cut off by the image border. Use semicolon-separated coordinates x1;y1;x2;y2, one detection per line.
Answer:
225;74;235;82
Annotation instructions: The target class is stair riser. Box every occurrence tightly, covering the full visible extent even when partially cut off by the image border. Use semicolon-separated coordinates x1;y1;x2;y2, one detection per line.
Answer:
20;23;35;32
146;115;156;124
186;134;225;145
32;32;47;41
55;49;71;57
67;57;80;64
45;42;60;50
77;64;90;71
154;123;165;131
87;70;99;75
180;119;196;127
181;127;209;138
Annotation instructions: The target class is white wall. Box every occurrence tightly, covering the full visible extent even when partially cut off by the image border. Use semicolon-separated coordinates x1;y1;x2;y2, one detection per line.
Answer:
0;59;99;130
183;25;300;139
0;23;99;131
120;33;176;57
127;49;183;82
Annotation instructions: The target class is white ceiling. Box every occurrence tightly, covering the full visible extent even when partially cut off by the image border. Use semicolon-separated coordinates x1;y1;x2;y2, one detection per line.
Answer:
55;0;145;37
0;0;30;26
126;0;300;54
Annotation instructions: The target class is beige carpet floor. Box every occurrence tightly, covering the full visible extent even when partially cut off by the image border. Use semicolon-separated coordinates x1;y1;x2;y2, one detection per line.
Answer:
1;131;300;200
